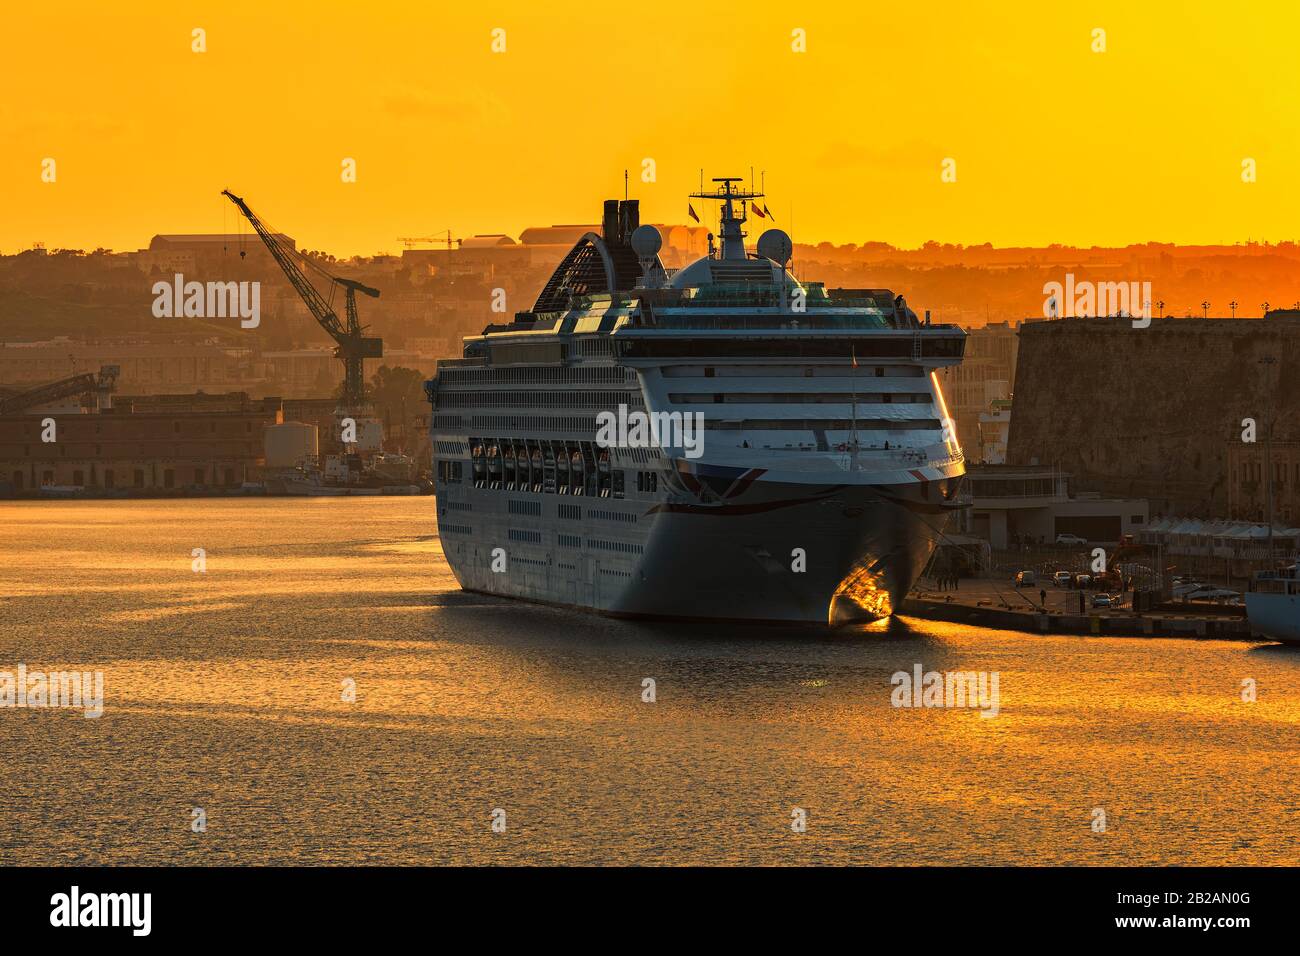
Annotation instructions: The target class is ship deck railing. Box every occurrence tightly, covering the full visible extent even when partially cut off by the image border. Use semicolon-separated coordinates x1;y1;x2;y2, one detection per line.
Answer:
640;314;907;331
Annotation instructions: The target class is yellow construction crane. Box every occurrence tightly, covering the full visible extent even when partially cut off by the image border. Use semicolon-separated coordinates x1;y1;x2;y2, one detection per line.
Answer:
397;230;460;250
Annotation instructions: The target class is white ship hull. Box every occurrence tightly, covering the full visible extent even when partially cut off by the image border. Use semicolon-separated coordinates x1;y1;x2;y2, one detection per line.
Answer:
438;475;960;624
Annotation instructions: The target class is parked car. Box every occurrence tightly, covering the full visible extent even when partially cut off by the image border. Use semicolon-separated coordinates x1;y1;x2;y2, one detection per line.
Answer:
1056;533;1087;546
1015;571;1037;587
1073;574;1093;589
1092;593;1114;608
1052;571;1073;588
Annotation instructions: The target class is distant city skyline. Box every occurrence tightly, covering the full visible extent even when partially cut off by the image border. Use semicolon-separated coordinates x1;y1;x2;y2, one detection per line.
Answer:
4;2;1298;255
12;230;1300;261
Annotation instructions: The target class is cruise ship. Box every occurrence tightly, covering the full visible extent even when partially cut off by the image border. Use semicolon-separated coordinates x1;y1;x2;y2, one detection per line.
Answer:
425;178;968;624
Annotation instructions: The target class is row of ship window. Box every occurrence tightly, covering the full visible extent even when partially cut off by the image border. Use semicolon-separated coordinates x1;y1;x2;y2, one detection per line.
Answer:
436;438;665;499
436;390;641;409
435;390;931;408
438;366;632;386
665;392;932;404
434;415;940;433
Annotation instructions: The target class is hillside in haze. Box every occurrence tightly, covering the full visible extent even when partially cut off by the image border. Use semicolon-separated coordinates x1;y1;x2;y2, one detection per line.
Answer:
6;237;1300;347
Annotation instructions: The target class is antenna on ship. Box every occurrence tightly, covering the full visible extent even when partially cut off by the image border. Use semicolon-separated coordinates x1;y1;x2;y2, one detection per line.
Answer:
691;176;764;260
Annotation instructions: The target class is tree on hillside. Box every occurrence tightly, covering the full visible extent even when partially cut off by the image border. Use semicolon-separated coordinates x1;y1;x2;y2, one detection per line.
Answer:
368;365;427;452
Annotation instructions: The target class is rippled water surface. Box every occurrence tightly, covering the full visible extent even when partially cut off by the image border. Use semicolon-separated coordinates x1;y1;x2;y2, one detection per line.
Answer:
0;499;1297;865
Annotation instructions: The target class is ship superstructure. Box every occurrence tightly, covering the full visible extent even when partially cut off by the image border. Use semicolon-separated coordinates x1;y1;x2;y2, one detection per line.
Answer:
425;178;967;623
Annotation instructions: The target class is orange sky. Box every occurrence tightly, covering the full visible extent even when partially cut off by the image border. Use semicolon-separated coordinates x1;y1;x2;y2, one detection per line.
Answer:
2;1;1297;256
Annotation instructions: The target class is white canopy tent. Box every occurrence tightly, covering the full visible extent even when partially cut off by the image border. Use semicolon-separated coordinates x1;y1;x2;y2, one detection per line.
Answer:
1140;516;1300;560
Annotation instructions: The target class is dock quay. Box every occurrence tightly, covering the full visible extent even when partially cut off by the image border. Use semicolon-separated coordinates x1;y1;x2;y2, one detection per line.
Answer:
901;580;1259;641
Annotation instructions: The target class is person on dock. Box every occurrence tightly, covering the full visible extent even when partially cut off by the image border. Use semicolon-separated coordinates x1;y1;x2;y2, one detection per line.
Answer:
1039;588;1047;610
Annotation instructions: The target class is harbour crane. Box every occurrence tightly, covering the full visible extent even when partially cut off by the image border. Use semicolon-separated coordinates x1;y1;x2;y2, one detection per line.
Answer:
0;365;118;415
221;189;383;410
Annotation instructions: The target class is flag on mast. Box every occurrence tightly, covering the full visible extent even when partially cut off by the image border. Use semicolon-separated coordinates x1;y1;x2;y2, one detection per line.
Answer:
763;204;775;221
751;203;766;219
688;203;700;223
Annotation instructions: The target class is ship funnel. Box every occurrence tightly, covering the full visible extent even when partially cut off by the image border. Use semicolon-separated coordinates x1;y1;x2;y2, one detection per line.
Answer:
602;199;620;242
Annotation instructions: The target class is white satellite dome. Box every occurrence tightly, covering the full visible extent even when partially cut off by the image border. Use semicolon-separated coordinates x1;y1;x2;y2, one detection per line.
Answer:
630;224;662;259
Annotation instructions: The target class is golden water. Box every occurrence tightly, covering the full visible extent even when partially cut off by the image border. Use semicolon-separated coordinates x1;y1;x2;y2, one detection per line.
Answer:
0;499;1296;864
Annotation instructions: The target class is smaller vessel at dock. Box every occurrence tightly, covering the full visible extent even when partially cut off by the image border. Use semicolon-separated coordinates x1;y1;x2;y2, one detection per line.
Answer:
1245;564;1300;644
265;453;427;496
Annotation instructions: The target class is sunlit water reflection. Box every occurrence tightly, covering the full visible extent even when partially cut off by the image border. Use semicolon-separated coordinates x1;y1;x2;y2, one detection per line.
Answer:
0;499;1296;865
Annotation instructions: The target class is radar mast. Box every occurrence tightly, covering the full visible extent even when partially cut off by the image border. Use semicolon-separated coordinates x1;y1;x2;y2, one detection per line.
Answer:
690;177;764;260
